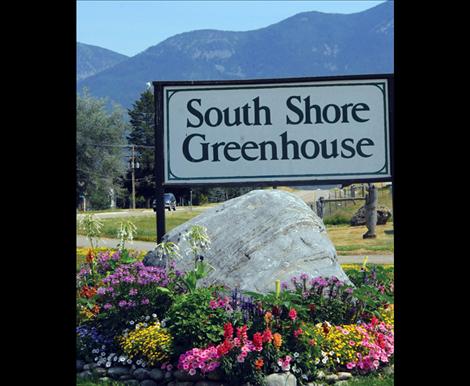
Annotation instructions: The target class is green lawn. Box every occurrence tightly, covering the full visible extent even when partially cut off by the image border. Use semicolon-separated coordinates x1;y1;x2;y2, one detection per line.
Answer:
77;192;394;255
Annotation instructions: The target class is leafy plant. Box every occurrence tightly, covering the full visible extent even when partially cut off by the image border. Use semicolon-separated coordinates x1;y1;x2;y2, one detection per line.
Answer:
117;220;137;251
79;214;103;251
166;287;231;357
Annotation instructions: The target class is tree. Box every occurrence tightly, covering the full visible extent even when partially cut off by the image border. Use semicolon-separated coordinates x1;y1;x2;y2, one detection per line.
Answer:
126;89;156;207
77;89;127;210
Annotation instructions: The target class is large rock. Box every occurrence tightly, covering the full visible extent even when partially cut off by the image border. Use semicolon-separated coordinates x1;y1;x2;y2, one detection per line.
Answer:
350;205;392;226
265;373;297;386
162;190;351;292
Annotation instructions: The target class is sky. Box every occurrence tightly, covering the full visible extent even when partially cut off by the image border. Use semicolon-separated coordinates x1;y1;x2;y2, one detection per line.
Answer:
77;1;388;57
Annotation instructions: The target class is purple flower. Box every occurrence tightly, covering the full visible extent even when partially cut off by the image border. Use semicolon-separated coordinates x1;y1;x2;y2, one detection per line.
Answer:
104;303;113;310
281;282;289;290
118;300;127;308
141;298;150;305
300;273;309;280
129;288;138;296
97;287;107;295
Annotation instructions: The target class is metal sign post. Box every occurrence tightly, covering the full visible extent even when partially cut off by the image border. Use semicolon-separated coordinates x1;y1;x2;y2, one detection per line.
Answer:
154;82;166;243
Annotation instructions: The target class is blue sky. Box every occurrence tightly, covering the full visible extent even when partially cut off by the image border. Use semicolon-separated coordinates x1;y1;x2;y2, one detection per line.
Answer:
77;1;387;57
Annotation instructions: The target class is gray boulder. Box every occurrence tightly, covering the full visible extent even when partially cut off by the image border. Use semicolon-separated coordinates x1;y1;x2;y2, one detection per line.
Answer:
265;373;297;386
350;205;392;226
143;249;167;268
163;189;351;293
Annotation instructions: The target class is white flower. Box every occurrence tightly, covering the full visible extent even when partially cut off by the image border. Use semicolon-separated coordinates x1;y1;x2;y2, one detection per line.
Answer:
136;360;142;365
145;316;150;321
94;357;99;362
294;352;299;358
101;345;106;349
127;359;132;364
329;351;334;356
119;356;126;362
130;321;135;325
113;357;118;361
336;358;340;363
322;357;328;364
152;314;157;318
106;362;111;367
101;352;106;357
315;358;320;365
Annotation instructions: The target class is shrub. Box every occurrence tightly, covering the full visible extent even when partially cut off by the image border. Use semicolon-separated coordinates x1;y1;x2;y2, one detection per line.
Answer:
323;214;351;225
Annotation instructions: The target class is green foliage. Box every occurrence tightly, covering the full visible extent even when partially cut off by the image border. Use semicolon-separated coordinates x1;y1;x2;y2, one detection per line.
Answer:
78;214;103;251
116;220;137;251
77;89;127;210
165;288;229;356
126;89;156;203
323;214;350;225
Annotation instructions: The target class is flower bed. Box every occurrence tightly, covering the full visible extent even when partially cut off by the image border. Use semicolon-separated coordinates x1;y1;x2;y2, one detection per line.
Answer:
77;226;394;386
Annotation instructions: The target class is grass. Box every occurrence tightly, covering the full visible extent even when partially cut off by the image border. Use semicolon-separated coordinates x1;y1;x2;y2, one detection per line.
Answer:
77;196;394;255
327;223;394;255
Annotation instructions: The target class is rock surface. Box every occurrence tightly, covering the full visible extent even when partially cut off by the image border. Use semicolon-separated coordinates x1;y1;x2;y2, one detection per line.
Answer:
265;372;297;386
350;205;392;226
162;190;351;292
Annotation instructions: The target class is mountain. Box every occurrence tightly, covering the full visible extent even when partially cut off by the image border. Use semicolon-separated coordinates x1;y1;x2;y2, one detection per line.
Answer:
77;1;393;109
77;42;129;81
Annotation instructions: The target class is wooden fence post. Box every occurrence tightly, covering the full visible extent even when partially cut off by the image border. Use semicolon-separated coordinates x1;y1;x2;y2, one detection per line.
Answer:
363;184;378;239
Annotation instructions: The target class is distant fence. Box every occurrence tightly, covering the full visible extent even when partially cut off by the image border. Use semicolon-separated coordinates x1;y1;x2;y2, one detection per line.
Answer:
310;185;368;218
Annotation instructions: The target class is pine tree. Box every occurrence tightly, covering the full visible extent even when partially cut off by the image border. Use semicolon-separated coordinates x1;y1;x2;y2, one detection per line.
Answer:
127;89;156;206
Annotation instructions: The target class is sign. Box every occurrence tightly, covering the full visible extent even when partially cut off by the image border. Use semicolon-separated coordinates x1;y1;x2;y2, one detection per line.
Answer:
155;75;393;186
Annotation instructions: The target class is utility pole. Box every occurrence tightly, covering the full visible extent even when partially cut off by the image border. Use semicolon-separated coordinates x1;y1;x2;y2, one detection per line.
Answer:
131;145;136;209
129;145;139;209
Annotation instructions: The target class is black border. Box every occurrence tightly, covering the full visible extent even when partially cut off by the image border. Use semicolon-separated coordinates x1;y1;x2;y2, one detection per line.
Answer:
154;73;394;188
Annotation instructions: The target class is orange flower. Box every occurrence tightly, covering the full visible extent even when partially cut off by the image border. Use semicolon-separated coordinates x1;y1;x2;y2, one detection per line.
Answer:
273;333;282;349
308;338;316;346
255;358;264;370
80;285;97;299
264;311;273;325
86;249;95;264
91;304;100;314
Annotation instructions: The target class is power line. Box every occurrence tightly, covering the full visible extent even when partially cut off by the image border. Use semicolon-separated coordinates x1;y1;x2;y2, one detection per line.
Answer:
84;143;154;149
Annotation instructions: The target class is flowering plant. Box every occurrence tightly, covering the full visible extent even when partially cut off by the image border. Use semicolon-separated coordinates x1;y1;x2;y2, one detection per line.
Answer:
118;321;173;366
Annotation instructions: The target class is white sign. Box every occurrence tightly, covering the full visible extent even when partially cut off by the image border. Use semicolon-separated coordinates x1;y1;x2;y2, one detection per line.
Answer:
161;77;391;185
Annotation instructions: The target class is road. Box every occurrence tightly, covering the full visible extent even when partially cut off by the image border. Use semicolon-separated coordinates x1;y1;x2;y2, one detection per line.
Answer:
76;235;393;264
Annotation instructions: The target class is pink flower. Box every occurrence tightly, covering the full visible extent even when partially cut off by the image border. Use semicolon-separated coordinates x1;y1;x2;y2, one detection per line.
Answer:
288;308;297;321
346;362;356;369
189;369;196;376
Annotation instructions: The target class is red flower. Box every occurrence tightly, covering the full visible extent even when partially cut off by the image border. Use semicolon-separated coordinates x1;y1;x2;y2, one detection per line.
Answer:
217;339;232;356
371;316;379;327
293;328;303;338
288;308;297;321
236;325;248;343
262;328;273;343
322;322;330;335
253;332;263;351
224;322;234;340
308;338;316;346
